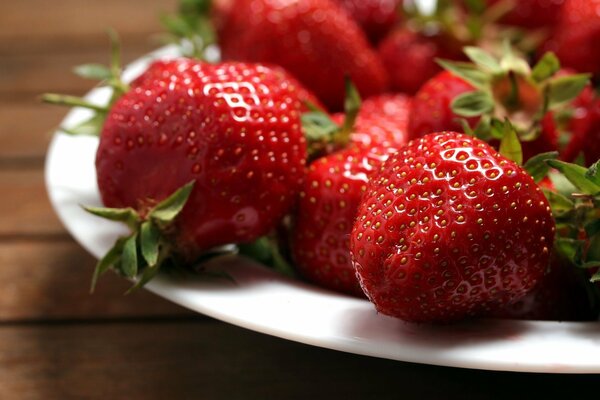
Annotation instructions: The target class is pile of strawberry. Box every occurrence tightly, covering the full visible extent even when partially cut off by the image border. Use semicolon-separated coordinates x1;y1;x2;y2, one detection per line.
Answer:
45;0;600;323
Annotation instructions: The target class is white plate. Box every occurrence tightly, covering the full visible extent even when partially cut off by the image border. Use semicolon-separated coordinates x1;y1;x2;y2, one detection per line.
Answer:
45;46;600;374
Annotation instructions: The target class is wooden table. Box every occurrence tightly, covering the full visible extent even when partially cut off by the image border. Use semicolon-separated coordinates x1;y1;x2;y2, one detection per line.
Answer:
1;1;598;398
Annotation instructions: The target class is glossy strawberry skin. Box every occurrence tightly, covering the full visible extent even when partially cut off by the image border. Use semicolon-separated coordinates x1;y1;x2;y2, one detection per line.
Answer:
291;146;398;296
96;59;308;257
351;132;555;323
408;71;477;139
379;29;464;95
492;257;595;321
488;0;565;29
562;90;600;165
337;0;401;43
216;0;388;111
543;0;600;76
332;94;412;149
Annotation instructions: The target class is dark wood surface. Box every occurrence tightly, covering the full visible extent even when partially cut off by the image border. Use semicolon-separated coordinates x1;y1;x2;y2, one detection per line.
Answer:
1;1;598;398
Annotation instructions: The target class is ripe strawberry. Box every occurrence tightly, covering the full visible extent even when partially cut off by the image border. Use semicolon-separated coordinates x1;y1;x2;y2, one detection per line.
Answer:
215;0;388;111
543;0;600;76
492;257;595;321
378;29;464;94
291;146;398;296
90;59;309;284
562;92;600;165
488;0;565;29
337;0;401;43
332;93;411;148
408;70;477;139
350;132;555;323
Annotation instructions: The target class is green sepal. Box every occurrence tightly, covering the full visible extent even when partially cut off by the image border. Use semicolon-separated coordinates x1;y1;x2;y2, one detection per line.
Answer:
83;206;140;230
497;119;523;165
90;237;126;292
301;112;340;142
546;160;600;195
149;181;195;224
127;257;163;294
140;221;161;267
61;113;106;137
591;269;600;283
120;233;139;278
542;188;574;216
523;151;558;182
585;219;600;238
41;93;109;113
436;59;489;89
451;90;494;117
339;78;362;145
463;47;502;74
238;236;297;278
547;73;591;109
160;0;215;59
499;41;530;76
585;160;600;186
555;237;584;262
531;52;560;83
73;63;113;81
580;261;600;270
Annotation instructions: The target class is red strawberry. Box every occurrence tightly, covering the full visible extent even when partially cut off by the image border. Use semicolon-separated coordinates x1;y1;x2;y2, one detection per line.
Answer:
408;70;477;139
492;257;595;321
332;93;412;148
488;0;565;29
291;145;399;296
378;29;464;94
93;59;308;280
562;92;600;165
350;132;555;323
543;0;600;76
216;0;388;111
337;0;401;43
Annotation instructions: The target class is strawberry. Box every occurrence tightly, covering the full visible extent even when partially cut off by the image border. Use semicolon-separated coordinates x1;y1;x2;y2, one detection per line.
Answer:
215;0;388;111
49;57;311;288
487;0;565;29
492;256;595;321
291;146;398;296
350;132;555;323
332;93;412;149
336;0;401;43
378;28;465;95
562;93;600;165
408;70;477;139
543;0;600;77
409;47;590;162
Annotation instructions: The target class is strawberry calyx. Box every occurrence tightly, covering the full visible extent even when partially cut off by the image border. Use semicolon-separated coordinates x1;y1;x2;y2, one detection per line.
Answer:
238;235;296;278
42;30;129;137
85;181;195;292
537;158;600;308
301;79;362;159
439;45;591;145
160;0;215;59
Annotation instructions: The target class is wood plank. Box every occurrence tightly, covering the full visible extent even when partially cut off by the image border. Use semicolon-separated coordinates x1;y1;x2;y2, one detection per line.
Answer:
0;104;65;160
0;321;597;399
0;169;66;236
0;241;191;321
0;0;175;55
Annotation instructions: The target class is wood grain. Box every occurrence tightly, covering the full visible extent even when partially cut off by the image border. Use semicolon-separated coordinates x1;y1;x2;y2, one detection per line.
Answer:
0;241;190;321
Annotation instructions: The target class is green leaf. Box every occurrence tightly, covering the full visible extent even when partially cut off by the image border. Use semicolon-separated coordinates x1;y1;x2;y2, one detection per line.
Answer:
120;233;138;278
498;120;523;165
149;181;195;223
463;47;501;73
140;221;160;267
585;219;600;238
555;238;584;262
62;113;105;137
451;90;494;117
548;74;591;109
436;59;489;88
542;188;574;216
547;160;600;195
585;160;600;186
592;269;600;283
73;63;112;80
339;78;362;145
83;205;140;230
301;111;340;141
531;52;560;83
523;151;558;182
90;237;126;292
581;261;600;269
